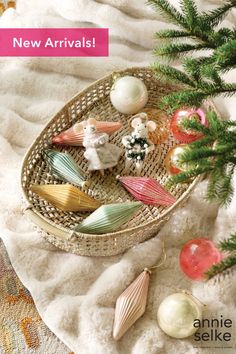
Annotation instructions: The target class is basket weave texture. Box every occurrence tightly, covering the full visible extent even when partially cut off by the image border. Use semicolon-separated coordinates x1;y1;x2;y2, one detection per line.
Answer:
21;67;200;256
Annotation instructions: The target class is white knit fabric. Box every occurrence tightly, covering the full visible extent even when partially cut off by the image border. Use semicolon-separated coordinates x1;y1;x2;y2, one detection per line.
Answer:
0;1;236;353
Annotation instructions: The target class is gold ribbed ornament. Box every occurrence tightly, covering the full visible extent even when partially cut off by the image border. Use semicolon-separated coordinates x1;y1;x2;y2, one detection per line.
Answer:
31;184;101;212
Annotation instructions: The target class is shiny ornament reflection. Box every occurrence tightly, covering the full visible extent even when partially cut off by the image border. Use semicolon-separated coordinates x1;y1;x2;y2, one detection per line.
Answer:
179;238;223;280
157;292;203;338
110;76;148;114
171;108;208;143
164;144;188;175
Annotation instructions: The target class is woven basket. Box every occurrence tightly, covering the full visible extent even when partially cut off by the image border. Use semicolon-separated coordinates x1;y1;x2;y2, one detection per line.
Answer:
21;67;202;257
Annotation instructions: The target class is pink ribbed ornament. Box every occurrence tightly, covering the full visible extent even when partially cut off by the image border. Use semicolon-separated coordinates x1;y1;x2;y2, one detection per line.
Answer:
113;269;150;340
117;176;176;206
52;121;122;146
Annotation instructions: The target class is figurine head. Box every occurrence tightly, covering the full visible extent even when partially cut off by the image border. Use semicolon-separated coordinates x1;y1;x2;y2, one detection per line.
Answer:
74;117;98;135
131;113;156;138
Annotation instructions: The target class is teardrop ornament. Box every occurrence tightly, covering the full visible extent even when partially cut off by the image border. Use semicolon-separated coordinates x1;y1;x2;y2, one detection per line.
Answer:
31;184;101;212
75;201;142;234
52;121;122;146
113;269;150;340
117;176;176;206
43;149;89;188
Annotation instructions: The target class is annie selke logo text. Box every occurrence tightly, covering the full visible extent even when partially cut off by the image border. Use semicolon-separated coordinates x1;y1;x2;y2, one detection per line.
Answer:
193;315;234;350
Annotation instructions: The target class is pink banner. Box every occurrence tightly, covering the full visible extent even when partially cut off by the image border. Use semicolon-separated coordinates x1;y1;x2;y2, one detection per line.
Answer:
0;28;109;57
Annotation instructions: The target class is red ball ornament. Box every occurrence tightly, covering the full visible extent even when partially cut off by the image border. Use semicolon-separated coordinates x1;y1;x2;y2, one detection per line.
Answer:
164;144;187;175
179;238;223;281
171;108;208;143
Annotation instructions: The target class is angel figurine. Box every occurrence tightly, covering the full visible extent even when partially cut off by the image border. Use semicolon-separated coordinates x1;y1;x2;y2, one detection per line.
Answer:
74;118;122;175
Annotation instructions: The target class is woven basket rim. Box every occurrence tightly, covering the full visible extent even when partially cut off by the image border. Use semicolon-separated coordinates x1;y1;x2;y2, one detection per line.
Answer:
21;66;202;242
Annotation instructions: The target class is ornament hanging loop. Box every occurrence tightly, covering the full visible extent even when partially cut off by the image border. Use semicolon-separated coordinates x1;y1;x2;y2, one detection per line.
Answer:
145;241;166;273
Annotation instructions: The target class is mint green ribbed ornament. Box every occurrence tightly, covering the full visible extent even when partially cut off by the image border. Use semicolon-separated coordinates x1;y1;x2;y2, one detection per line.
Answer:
75;202;142;234
43;149;89;188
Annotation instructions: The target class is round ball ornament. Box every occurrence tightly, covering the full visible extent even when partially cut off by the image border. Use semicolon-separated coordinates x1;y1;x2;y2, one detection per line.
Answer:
157;292;203;339
171;108;208;143
180;238;223;281
164;144;188;175
110;76;148;114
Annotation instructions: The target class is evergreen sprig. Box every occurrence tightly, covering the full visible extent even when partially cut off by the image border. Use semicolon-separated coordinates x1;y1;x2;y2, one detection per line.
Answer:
148;0;236;109
167;111;236;206
206;233;236;278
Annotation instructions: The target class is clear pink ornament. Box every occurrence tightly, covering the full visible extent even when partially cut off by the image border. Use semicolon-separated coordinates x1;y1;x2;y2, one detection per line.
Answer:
52;121;122;146
117;176;176;206
179;238;223;281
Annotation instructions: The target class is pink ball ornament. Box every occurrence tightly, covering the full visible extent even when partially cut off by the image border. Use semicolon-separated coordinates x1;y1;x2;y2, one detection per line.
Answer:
179;238;223;281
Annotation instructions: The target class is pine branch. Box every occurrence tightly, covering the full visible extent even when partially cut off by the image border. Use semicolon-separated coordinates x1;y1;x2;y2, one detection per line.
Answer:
150;0;236;108
201;0;236;27
155;29;192;39
154;43;210;59
180;0;199;29
152;63;196;86
206;233;236;278
206;254;236;279
147;0;186;27
219;233;236;251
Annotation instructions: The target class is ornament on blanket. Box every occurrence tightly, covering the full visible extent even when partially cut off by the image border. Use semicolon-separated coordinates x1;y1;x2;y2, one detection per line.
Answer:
30;184;101;212
110;75;148;114
157;292;204;339
122;113;156;174
179;238;223;281
113;245;166;340
142;108;170;145
52;120;122;146
43;149;89;188
164;144;189;175
170;108;208;143
75;117;122;176
75;202;142;234
116;176;176;206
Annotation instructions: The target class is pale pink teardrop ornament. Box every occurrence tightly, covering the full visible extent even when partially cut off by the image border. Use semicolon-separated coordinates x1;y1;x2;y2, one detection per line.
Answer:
52;121;122;146
113;269;150;340
117;176;176;206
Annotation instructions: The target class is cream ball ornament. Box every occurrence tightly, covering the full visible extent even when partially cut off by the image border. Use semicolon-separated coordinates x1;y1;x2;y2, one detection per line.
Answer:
157;292;203;339
110;76;148;114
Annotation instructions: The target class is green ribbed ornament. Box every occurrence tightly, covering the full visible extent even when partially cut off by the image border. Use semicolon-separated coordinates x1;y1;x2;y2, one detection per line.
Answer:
75;201;142;234
43;149;89;188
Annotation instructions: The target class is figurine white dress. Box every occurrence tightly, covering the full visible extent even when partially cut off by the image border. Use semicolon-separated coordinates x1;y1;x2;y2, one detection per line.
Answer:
75;118;122;174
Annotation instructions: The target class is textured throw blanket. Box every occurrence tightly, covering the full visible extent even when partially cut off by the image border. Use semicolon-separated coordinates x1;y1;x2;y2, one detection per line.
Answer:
1;1;236;353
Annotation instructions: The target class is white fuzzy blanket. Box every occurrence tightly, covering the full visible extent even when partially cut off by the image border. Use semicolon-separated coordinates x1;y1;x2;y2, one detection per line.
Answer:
1;1;236;353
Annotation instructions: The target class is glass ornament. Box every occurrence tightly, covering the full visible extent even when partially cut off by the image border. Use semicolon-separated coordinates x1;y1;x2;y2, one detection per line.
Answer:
113;269;150;340
164;144;188;175
43;149;89;188
157;292;203;339
179;238;223;280
110;76;148;114
52;121;122;146
75;201;142;234
142;108;170;145
31;184;101;212
117;176;176;206
170;108;208;143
